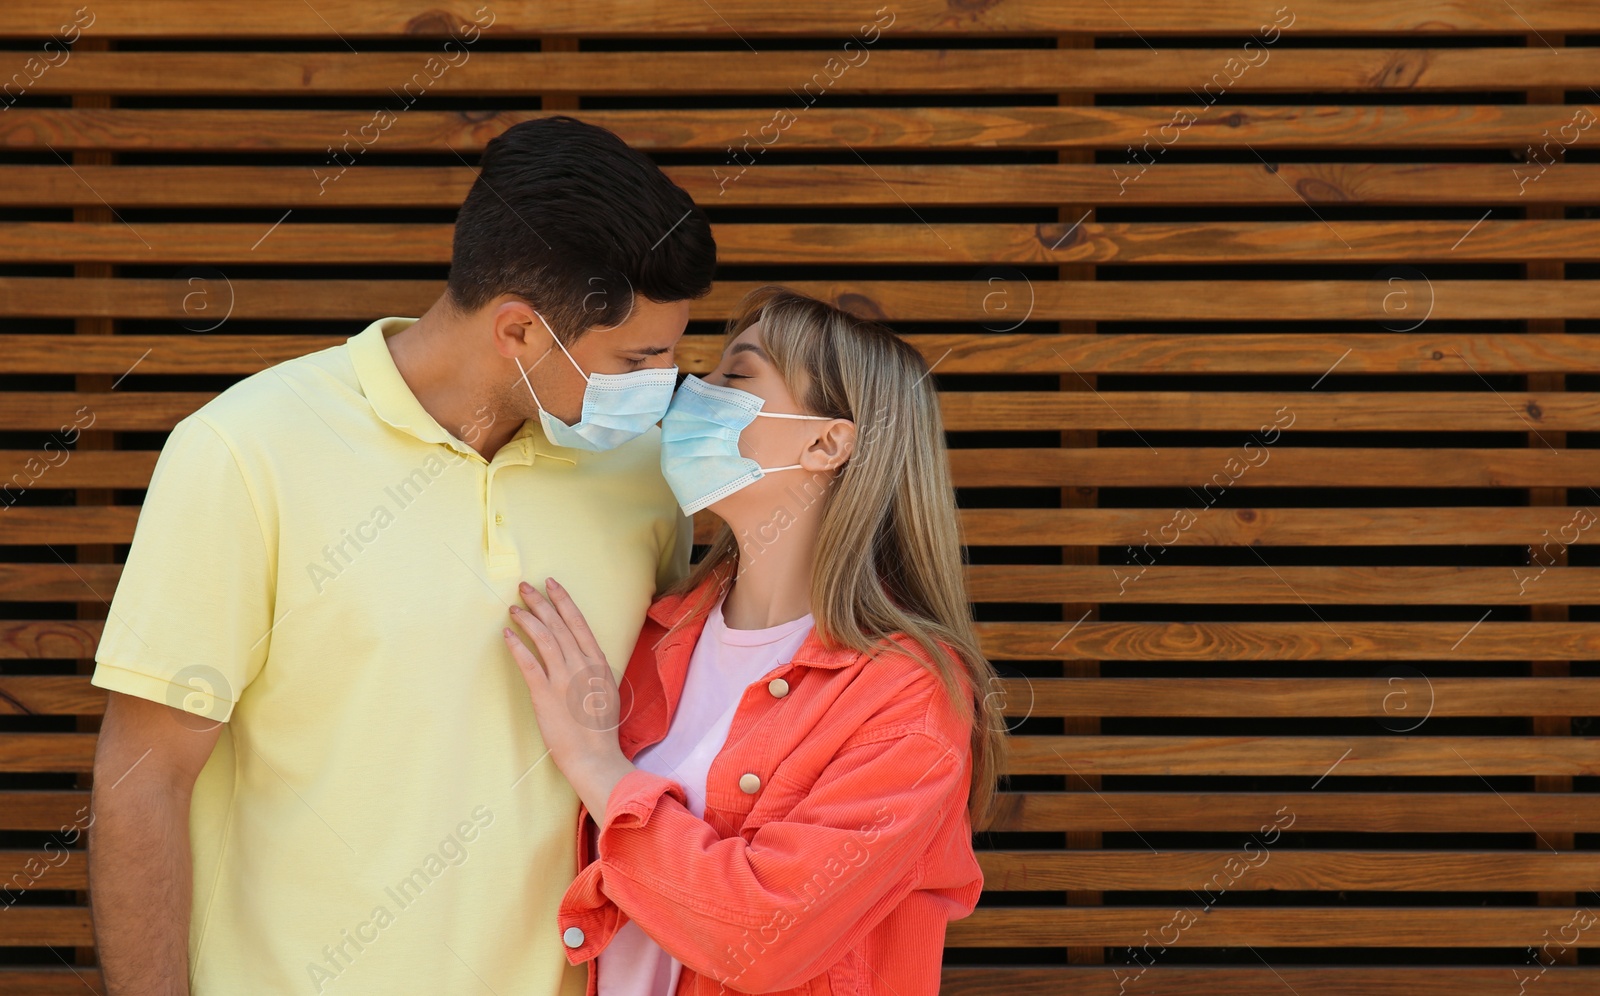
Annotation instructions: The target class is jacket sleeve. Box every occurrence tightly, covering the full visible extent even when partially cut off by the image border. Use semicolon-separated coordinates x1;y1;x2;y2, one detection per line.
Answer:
558;705;972;993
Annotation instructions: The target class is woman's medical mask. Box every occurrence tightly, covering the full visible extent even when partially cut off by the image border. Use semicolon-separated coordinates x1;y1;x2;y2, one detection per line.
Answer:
516;311;678;452
659;374;833;515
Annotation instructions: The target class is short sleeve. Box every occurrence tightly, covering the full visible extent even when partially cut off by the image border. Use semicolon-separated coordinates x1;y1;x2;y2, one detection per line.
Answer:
91;414;276;723
654;507;693;592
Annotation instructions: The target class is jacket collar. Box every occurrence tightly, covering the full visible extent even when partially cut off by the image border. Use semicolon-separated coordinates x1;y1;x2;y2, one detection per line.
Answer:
647;568;862;671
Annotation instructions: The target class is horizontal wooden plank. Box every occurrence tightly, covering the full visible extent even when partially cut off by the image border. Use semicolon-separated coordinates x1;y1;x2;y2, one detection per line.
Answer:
11;447;1600;495
5;278;1599;322
1017;735;1600;776
3;1;1594;36
5;219;1596;266
0;565;125;600
16;506;1600;551
966;566;1600;605
5;164;1597;208
25;48;1600;95
940;967;1600;996
957;507;1600;548
9;390;1600;434
2;106;1593;153
967;564;1600;604
0;393;213;431
8;563;1600;608
26;615;1600;663
953;448;1600;488
1000;678;1600;717
982;620;1600;661
0;622;102;658
0;451;158;490
9;333;1600;377
0;792;90;832
0;849;87;890
0;734;97;773
0;907;92;947
0;677;104;716
7;675;1592;718
946;907;1600;947
0;506;137;547
0;970;108;996
978;850;1600;891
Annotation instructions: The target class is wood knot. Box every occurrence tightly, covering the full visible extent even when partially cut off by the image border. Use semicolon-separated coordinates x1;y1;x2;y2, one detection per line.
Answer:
404;10;458;35
835;292;888;320
1296;177;1350;202
1036;220;1085;253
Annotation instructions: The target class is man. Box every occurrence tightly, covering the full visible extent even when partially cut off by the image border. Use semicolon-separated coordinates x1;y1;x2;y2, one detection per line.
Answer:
88;115;716;995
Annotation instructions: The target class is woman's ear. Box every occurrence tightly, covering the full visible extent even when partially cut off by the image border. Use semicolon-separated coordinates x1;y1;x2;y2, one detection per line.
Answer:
802;418;857;472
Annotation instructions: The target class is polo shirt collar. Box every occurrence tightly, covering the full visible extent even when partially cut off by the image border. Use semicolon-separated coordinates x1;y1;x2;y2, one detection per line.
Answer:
346;316;577;466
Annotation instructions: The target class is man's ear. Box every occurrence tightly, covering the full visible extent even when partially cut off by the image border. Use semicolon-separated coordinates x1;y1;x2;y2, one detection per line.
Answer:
489;297;546;361
802;419;857;473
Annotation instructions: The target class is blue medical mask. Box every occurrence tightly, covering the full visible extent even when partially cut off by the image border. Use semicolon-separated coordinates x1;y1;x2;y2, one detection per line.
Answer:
516;311;677;452
659;374;833;515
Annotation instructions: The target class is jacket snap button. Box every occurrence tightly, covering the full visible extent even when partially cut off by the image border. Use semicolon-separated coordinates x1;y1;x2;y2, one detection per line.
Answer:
738;773;761;794
563;926;585;948
767;678;789;698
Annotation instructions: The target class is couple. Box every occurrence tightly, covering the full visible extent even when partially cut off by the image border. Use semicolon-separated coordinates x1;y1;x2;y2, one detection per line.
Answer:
88;115;1006;996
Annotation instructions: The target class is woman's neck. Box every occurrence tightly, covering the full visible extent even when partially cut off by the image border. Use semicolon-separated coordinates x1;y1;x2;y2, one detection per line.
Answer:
720;509;822;630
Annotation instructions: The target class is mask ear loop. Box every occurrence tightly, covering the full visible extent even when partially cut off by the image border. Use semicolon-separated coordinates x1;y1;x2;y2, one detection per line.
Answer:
518;311;587;415
533;311;588;379
750;410;836;473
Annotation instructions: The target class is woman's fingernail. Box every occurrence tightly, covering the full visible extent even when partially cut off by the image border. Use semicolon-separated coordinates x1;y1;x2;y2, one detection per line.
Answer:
547;577;561;590
519;581;532;593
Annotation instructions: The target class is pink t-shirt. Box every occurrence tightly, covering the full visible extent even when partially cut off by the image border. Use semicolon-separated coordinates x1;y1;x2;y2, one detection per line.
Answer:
597;596;815;996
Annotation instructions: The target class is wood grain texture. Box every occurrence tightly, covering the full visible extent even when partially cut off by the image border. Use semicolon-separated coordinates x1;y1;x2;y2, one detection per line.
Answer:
4;164;1596;208
3;219;1594;265
4;1;1596;36
8;332;1600;376
1;106;1593;153
22;49;1600;95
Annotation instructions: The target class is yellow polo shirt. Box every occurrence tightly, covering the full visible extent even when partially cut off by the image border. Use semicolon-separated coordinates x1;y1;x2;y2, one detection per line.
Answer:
92;317;691;995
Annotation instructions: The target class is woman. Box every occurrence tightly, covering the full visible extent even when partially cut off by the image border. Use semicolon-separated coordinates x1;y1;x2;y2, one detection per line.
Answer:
502;286;1007;995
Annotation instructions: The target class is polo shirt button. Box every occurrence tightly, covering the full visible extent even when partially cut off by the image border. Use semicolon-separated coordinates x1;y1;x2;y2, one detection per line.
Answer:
767;678;789;698
562;926;585;948
494;513;504;525
739;773;761;794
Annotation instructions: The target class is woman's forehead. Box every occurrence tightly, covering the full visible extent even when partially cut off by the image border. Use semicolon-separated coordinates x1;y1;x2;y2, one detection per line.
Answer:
725;321;769;359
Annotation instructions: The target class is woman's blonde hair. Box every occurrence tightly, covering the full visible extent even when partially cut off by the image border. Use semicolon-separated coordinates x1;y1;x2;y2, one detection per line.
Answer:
670;285;1008;829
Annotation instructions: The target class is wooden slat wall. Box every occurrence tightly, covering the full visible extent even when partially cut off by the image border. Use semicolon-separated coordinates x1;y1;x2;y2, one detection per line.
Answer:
2;1;1598;992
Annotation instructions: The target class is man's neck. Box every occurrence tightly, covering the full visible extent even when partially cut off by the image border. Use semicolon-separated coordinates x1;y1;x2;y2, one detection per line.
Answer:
386;296;527;459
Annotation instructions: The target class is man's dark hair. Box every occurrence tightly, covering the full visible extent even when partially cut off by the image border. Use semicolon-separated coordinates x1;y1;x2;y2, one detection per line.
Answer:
447;115;717;341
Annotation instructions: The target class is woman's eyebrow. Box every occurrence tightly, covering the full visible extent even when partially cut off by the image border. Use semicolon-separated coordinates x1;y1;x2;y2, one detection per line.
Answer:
727;342;768;361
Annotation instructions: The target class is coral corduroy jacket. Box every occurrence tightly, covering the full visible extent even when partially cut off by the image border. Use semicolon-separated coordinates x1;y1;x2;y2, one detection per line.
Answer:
557;576;983;995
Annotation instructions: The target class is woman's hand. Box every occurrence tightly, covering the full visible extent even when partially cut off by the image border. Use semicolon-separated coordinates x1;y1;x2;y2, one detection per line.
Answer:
503;577;635;821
